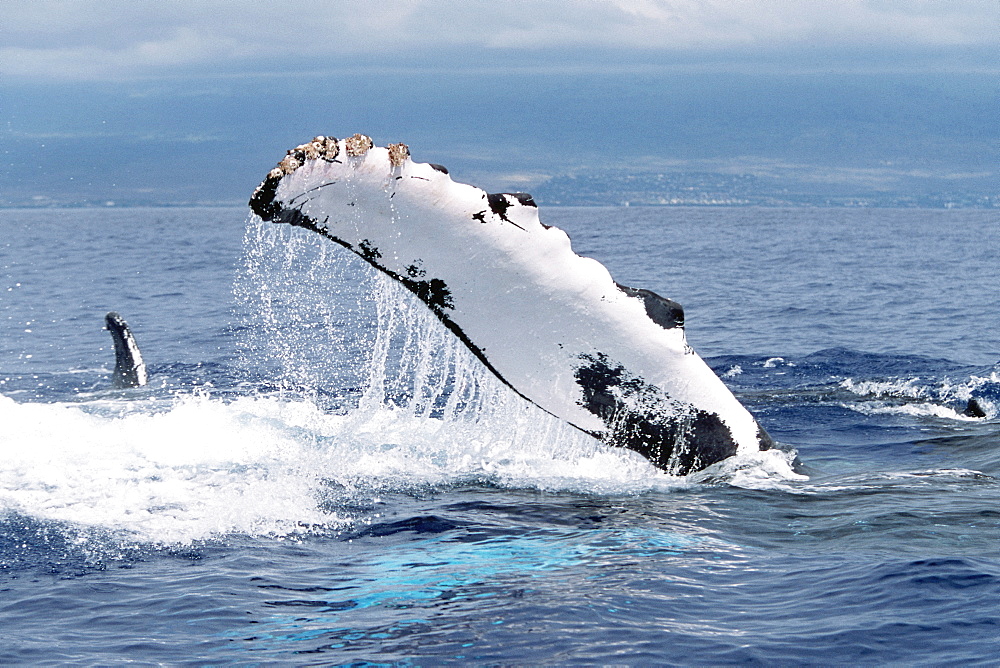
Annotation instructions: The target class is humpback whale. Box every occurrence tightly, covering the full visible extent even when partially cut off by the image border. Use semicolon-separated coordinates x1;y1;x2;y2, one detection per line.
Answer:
105;312;148;388
250;134;774;475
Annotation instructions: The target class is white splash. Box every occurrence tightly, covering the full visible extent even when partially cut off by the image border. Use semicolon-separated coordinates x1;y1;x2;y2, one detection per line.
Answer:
0;393;336;544
0;215;809;547
840;377;930;400
688;448;806;489
0;386;687;546
844;400;979;421
840;371;999;421
721;365;743;378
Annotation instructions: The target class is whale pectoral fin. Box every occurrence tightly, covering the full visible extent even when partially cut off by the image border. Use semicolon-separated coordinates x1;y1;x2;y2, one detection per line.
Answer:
105;312;148;388
249;135;775;475
616;284;685;330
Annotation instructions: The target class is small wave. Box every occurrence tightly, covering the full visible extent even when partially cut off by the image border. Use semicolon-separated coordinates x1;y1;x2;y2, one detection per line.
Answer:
721;467;996;499
839;370;1000;420
840;377;930;400
869;468;994;481
795;468;996;496
843;400;980;421
688;448;806;490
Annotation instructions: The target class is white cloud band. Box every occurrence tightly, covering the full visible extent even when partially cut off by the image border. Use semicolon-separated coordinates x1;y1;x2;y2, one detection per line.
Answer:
3;0;997;79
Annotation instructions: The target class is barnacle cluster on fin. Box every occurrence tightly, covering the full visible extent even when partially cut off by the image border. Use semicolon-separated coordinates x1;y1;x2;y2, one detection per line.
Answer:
388;142;410;167
252;133;416;216
261;133;414;182
344;133;375;157
267;135;348;179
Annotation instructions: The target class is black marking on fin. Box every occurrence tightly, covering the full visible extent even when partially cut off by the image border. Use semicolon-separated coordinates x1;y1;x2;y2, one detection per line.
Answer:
408;278;454;312
486;193;530;230
105;312;147;388
616;284;685;330
507;192;537;207
288;180;340;205
249;175;283;221
486;193;512;221
574;352;738;475
358;239;382;260
429;164;449;174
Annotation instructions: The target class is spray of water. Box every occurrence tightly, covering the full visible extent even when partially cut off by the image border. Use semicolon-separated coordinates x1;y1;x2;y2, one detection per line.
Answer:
234;215;378;402
234;214;615;477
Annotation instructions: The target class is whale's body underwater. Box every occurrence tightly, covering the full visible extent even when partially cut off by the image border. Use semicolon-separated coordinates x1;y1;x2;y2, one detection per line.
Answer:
250;134;774;475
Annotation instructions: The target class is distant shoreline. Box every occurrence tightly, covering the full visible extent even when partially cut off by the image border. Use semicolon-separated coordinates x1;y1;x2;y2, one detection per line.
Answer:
3;201;998;211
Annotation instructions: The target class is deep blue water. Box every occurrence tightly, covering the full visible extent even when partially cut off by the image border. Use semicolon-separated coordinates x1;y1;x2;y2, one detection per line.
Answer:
1;206;999;664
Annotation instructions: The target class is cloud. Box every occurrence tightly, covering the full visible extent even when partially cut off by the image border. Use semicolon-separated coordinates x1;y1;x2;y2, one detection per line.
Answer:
2;0;998;79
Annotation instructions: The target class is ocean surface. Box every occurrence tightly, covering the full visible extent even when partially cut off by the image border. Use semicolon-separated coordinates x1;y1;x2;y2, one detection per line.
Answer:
2;205;999;665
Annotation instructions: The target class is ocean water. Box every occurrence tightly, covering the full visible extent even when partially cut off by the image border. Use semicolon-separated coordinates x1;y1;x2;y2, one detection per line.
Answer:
1;205;999;664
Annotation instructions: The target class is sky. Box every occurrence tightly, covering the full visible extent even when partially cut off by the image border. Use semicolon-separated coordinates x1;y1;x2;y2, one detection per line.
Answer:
2;0;998;205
